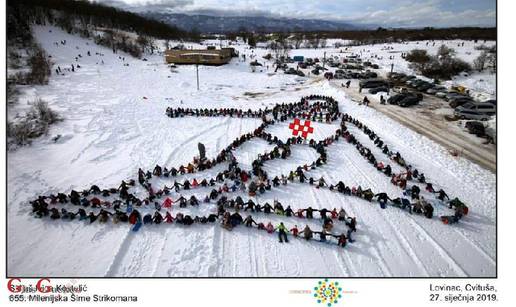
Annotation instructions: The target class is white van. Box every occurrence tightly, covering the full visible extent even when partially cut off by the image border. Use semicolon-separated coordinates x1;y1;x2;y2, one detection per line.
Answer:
454;102;496;120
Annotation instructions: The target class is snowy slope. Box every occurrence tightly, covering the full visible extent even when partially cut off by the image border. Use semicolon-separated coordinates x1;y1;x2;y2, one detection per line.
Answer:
7;26;495;277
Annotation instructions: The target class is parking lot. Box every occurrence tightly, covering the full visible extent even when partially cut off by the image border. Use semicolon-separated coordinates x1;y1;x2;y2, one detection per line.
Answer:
329;78;496;172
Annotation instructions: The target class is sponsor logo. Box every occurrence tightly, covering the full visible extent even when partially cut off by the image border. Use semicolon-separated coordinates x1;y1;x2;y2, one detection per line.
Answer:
313;279;342;306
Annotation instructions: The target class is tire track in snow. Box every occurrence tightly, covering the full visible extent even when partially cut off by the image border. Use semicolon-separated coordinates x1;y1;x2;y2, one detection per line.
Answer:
335;146;398;276
336;149;432;276
151;226;172;277
337;141;464;276
453;227;496;267
345;112;495;271
246;227;259;277
341;128;492;275
335;142;427;276
405;218;467;276
104;227;134;277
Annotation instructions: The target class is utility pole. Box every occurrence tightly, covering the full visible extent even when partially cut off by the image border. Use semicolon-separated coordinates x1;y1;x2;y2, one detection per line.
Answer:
196;63;199;91
389;62;394;94
323;51;326;70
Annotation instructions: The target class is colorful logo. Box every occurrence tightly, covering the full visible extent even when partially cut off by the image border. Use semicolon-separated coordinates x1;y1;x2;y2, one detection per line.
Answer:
289;118;314;139
313;279;342;306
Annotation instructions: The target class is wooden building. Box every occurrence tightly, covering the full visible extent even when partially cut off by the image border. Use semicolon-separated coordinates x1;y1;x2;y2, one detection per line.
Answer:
164;47;235;65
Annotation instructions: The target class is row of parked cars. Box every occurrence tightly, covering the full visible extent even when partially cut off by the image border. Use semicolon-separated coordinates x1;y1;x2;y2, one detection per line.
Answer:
334;69;378;80
358;79;423;107
388;72;496;120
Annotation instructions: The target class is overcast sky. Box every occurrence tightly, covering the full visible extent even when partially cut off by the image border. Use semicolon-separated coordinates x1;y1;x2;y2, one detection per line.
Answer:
97;0;496;27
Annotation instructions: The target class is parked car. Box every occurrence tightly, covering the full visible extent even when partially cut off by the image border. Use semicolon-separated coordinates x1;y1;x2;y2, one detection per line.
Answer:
435;91;448;99
342;63;363;70
454;102;496;120
359;71;378;79
359;79;389;89
388;94;405;105
346;71;361;79
293;55;304;62
369;86;389;94
408;79;433;91
399;95;422;107
388;92;423;107
483;99;496;105
444;92;468;101
285;67;297;75
334;73;346;79
416;82;433;92
393;86;409;94
388;72;414;83
465;121;486;137
485;127;496;144
296;70;305;77
362;61;379;69
311;69;320;75
449;96;474;108
426;85;446;95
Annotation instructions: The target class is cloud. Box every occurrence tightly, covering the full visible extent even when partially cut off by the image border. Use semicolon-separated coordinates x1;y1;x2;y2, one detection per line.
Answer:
95;0;496;27
95;0;193;12
347;1;496;27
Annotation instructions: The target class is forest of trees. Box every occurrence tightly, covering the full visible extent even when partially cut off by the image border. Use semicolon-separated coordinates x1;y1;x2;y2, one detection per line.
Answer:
228;26;496;49
323;27;496;42
8;0;199;41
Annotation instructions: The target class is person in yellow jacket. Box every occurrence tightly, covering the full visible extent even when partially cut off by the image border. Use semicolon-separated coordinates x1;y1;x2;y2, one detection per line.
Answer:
276;222;289;243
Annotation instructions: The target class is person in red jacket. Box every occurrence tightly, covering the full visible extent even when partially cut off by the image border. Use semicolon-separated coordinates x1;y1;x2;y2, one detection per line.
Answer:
265;222;275;234
240;172;249;182
331;208;338;219
128;210;141;225
332;233;347;248
163;197;173;208
290;225;299;237
164;212;174;223
91;197;102;208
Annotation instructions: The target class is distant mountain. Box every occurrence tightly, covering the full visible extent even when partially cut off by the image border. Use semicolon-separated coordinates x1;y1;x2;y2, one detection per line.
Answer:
142;12;366;33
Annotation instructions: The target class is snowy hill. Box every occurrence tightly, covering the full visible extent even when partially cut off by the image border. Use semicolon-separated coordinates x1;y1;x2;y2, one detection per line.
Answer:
7;26;495;277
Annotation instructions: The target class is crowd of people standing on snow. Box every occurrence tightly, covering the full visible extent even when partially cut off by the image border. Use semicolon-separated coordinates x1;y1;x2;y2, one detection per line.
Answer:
29;94;469;249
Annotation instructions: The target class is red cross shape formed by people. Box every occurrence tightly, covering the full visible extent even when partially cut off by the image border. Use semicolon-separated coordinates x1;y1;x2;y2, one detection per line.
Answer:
289;118;314;139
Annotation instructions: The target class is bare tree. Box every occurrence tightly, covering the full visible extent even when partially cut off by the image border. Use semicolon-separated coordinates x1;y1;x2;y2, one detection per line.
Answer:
473;51;488;71
292;34;303;49
308;34;320;49
486;52;496;72
320;38;327;48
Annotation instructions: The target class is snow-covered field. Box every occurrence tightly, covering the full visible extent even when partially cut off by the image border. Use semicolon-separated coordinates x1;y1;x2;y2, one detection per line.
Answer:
7;26;495;277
